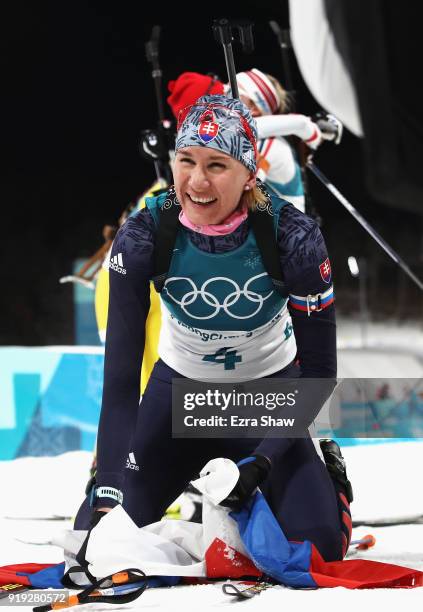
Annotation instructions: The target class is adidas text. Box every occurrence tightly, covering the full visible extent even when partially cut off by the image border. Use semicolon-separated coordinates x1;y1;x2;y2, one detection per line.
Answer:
126;452;139;471
109;262;126;274
109;253;126;275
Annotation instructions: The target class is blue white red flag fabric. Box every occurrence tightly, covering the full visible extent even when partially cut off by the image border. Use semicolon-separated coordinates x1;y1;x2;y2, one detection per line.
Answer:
232;492;423;588
0;562;64;589
1;459;422;595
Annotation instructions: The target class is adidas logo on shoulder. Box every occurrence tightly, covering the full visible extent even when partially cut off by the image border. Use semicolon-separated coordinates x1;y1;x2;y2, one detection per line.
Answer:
126;452;139;471
109;252;126;275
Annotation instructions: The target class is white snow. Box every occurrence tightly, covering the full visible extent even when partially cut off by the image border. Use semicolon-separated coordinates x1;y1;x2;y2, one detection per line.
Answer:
337;317;423;377
337;316;423;355
0;451;92;520
1;442;422;610
343;441;423;523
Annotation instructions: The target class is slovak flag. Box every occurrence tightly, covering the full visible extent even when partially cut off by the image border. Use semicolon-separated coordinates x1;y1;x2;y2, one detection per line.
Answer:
2;459;423;601
319;257;332;284
198;120;219;143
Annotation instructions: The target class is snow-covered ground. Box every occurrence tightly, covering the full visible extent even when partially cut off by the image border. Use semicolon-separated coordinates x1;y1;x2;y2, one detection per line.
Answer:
337;316;423;354
1;442;422;611
336;317;423;378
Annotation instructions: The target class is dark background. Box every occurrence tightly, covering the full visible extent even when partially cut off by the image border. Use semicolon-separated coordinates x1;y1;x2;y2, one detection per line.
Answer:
2;1;422;345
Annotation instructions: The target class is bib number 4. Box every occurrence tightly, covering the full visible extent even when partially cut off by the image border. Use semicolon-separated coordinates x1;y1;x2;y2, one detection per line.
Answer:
203;347;242;370
284;321;293;341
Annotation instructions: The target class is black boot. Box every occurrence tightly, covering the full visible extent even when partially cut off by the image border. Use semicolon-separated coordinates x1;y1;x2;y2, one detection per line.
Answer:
320;439;354;557
319;439;353;503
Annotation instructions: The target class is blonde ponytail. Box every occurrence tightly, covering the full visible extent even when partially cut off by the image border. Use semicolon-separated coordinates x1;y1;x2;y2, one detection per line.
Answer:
242;184;269;211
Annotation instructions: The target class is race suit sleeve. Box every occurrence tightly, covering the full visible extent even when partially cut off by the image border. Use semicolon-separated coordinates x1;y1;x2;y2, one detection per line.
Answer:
256;137;297;185
280;205;336;379
95;209;156;499
254;204;337;463
256;114;320;142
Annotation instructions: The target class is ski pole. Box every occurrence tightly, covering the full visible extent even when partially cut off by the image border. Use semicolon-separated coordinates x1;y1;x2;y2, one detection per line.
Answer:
350;534;376;550
212;18;254;100
268;21;296;106
307;158;423;291
268;20;321;223
34;571;148;612
145;25;166;125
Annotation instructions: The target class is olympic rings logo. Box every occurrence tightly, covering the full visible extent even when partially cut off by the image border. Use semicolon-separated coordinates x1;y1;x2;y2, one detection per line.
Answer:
163;273;274;319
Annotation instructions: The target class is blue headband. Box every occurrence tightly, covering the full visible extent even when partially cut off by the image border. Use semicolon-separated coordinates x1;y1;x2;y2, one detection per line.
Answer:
175;94;257;173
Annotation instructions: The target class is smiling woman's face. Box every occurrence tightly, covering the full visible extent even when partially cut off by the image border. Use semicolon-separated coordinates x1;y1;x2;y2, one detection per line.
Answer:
173;146;255;226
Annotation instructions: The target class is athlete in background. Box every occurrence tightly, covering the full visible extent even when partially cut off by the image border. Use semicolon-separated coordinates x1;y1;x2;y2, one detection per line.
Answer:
167;70;341;212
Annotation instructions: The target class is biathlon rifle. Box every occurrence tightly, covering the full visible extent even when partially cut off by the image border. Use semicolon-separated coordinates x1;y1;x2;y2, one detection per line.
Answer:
139;25;173;186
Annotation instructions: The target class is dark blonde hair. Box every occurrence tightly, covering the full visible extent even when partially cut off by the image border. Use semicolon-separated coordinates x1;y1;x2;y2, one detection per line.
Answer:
242;184;269;211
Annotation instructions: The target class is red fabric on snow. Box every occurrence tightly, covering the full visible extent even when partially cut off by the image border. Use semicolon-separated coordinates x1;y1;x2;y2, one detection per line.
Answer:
309;544;423;588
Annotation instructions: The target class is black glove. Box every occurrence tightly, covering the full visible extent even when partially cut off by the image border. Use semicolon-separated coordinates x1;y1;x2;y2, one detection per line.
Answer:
312;111;343;145
220;454;271;511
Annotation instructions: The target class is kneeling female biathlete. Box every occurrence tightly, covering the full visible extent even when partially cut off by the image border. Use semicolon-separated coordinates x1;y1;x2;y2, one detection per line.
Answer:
75;94;352;563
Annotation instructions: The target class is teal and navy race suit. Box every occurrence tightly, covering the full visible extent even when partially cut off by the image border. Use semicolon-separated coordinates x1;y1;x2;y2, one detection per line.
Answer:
76;188;351;561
